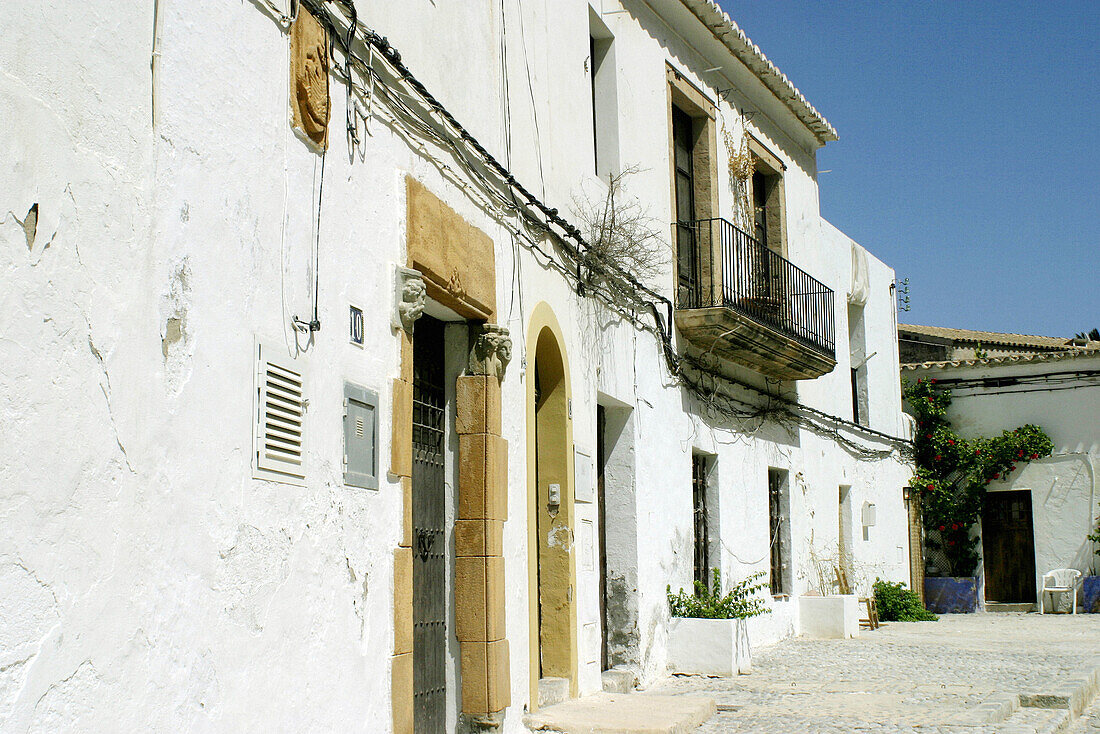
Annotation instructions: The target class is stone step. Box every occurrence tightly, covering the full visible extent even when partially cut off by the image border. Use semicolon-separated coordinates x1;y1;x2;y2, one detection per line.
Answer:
524;692;716;734
997;707;1070;734
601;668;637;694
538;677;570;709
987;602;1035;613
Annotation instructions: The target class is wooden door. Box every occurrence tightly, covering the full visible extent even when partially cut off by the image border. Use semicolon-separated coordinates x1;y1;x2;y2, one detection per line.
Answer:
673;107;698;303
982;490;1037;603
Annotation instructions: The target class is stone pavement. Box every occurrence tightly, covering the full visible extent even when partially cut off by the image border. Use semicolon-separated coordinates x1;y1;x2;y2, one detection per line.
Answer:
644;613;1100;733
1068;689;1100;733
524;692;716;734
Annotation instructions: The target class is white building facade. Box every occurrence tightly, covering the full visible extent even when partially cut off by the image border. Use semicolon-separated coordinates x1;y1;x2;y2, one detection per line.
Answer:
1;1;913;732
904;351;1100;608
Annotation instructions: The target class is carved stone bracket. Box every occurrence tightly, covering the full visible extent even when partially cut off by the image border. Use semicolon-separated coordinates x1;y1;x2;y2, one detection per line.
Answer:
457;711;504;734
468;324;512;382
393;265;426;334
290;7;330;150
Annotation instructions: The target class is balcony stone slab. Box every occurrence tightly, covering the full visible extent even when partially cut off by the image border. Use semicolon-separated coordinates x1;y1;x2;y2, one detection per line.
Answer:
676;306;837;380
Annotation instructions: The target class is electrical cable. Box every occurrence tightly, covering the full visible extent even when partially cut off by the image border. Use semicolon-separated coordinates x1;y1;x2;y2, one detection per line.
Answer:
293;132;325;340
282;0;912;459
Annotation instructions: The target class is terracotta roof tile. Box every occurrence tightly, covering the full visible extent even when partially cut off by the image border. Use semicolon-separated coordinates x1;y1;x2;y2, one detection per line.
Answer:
901;348;1100;371
678;0;838;144
898;323;1077;350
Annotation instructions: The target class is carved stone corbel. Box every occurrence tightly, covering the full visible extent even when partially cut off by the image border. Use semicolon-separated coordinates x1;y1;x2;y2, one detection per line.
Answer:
457;711;504;734
393;265;426;334
289;7;330;150
467;323;512;382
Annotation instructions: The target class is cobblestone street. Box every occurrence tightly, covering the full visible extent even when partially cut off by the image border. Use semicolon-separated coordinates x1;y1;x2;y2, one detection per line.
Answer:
646;614;1100;733
1068;693;1100;733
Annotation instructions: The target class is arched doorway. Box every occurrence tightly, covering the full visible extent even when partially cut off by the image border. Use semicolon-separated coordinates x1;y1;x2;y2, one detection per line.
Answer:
526;305;577;706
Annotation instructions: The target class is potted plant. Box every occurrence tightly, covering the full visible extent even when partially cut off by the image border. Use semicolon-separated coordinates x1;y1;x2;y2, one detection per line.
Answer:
1085;503;1100;613
666;569;769;676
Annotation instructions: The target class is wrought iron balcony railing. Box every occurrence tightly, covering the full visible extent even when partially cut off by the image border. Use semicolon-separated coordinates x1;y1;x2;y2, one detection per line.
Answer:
676;217;836;357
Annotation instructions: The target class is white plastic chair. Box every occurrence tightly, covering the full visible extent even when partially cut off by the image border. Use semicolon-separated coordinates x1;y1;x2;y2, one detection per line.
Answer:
1039;569;1082;614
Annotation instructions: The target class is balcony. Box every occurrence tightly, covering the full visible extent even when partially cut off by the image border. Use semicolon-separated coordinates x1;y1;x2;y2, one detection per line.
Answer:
675;217;836;380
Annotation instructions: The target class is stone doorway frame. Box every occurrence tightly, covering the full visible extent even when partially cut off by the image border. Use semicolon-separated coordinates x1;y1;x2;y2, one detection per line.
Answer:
525;302;578;708
391;177;510;733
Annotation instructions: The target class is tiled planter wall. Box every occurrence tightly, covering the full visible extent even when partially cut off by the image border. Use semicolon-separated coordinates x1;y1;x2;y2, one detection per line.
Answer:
1084;576;1100;613
923;577;979;613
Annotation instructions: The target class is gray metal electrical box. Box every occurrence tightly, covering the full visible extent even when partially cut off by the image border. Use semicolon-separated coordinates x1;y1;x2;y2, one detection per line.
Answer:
344;382;379;489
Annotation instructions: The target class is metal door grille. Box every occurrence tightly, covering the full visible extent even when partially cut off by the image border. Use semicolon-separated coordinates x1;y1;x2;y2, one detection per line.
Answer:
412;317;446;733
769;469;785;596
692;455;709;592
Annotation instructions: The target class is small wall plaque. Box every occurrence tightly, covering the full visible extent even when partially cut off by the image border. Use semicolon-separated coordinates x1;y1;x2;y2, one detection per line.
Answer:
575;449;594;503
349;305;364;347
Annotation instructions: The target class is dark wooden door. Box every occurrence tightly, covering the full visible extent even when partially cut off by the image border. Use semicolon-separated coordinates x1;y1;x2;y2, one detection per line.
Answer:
752;171;768;250
673;107;698;303
412;316;447;732
982;490;1037;603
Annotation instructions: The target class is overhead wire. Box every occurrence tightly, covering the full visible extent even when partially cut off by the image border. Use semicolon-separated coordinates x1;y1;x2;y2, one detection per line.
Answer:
286;0;912;459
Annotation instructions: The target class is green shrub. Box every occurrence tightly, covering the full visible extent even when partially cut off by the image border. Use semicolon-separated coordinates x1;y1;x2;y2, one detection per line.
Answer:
873;578;937;622
667;569;770;620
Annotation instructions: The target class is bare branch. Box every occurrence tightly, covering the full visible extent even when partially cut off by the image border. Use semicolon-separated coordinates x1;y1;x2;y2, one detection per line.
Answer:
570;165;670;306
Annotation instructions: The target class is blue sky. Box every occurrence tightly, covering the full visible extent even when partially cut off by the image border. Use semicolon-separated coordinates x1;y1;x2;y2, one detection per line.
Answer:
718;1;1099;338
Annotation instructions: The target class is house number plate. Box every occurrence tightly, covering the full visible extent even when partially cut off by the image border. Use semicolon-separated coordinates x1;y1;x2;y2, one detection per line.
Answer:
349;305;364;346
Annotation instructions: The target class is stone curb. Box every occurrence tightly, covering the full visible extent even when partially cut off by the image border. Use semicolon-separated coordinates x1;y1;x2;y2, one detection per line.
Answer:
1019;664;1100;717
997;708;1070;734
952;664;1100;728
953;694;1019;725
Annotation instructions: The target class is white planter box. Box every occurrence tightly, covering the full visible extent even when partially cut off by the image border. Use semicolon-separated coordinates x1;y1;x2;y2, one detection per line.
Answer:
667;617;751;676
798;594;859;639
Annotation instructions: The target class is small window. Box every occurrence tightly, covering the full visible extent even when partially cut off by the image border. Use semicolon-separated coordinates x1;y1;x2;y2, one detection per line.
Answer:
673;106;698;300
667;66;718;306
768;468;790;596
344;382;379;489
746;137;787;257
848;303;869;426
692;453;711;591
589;10;619;179
254;341;307;484
851;368;862;425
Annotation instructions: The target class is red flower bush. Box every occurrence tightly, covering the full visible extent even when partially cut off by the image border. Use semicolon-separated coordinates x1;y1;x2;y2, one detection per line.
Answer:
903;379;1054;578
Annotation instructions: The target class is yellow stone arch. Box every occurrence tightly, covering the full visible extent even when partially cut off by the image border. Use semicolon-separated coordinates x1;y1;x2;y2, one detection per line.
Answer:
525;301;578;707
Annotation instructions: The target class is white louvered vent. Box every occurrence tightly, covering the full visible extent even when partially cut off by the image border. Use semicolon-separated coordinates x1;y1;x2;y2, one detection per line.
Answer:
254;341;307;483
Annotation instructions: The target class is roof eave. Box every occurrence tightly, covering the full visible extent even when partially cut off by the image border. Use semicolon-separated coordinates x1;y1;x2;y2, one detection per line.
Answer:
901;349;1100;371
677;0;839;145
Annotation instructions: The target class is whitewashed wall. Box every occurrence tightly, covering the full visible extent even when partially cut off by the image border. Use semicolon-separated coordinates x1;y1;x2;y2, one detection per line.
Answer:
0;0;913;731
906;354;1100;598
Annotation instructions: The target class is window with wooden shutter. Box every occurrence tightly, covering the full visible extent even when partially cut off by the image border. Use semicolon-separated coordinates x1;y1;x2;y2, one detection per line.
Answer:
254;341;307;484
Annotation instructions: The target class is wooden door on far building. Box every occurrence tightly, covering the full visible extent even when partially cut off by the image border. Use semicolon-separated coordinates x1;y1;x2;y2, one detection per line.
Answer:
982;490;1037;603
